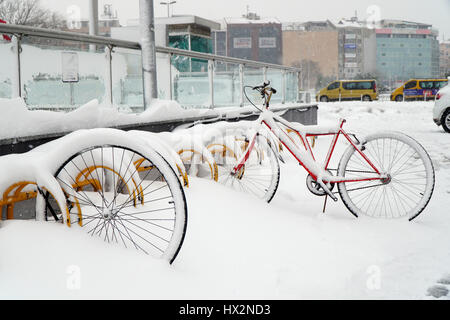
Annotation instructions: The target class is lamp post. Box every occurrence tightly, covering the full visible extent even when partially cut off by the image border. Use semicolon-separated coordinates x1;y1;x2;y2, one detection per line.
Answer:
140;0;158;108
160;1;176;17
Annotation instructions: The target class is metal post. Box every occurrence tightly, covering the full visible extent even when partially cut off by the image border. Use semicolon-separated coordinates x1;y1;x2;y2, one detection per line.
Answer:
208;60;214;108
11;35;21;98
263;66;268;83
168;53;173;100
239;64;244;107
282;70;286;104
89;0;99;52
188;33;192;72
105;45;113;106
140;0;158;109
70;83;74;105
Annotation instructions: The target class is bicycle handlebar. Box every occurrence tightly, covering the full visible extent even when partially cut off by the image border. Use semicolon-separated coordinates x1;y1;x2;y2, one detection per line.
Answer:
252;81;277;94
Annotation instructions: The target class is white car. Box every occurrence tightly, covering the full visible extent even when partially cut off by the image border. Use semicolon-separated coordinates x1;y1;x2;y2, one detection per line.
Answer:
433;83;450;133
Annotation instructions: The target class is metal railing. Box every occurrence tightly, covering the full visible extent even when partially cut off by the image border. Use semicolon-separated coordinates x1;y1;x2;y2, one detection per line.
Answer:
0;24;301;110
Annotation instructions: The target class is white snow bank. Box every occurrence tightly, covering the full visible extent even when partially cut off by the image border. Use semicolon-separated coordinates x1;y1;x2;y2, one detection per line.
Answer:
0;97;302;140
0;98;196;139
1;167;450;299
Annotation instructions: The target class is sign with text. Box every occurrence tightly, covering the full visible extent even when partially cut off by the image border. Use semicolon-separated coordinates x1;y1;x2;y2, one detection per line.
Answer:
344;43;357;49
259;37;277;48
61;52;79;83
345;62;358;68
233;37;252;49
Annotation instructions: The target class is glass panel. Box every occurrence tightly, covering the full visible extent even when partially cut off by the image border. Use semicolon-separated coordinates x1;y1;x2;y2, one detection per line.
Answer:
169;35;190;73
213;62;240;107
267;69;283;104
0;38;13;98
172;57;209;108
112;48;143;113
243;66;264;106
286;72;298;103
20;37;107;110
190;35;211;73
156;52;171;101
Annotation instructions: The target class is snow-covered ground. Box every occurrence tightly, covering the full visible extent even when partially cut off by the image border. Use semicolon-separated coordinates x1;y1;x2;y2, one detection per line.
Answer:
1;100;450;300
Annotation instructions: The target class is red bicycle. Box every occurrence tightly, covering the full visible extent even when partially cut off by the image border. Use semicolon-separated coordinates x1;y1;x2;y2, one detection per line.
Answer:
216;82;435;221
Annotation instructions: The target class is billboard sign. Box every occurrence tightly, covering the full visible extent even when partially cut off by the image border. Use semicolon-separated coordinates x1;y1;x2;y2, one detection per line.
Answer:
259;37;277;48
233;37;252;49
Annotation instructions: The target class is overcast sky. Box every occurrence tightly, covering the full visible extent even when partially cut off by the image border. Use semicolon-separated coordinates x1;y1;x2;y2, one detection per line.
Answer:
42;0;450;41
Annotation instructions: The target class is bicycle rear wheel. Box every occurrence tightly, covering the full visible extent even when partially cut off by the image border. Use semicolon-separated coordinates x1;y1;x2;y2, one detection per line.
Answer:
45;145;188;264
337;132;435;221
216;135;280;203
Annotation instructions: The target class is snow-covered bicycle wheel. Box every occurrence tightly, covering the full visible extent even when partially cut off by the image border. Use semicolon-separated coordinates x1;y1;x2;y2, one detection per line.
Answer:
338;132;435;221
45;144;188;264
215;135;280;203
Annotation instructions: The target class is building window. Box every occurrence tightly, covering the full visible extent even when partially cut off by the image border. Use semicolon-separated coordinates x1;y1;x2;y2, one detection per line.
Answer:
418;62;422;66
382;53;386;56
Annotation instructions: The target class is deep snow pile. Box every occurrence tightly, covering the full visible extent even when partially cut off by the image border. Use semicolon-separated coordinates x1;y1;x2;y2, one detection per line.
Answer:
0;98;211;140
0;97;299;140
1;100;450;299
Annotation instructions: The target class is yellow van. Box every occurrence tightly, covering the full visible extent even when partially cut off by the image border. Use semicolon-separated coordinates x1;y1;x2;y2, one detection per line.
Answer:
316;80;378;102
391;79;448;102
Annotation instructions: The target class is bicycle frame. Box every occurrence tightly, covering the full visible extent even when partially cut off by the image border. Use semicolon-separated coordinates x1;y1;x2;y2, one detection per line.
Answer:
233;92;387;200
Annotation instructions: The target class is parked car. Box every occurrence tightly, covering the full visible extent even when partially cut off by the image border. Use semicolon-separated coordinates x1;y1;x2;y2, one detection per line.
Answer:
316;80;378;102
391;78;448;102
433;83;450;133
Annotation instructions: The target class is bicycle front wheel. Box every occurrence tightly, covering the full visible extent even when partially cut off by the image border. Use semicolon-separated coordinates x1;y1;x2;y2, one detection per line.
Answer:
45;144;188;264
338;132;435;221
216;135;280;203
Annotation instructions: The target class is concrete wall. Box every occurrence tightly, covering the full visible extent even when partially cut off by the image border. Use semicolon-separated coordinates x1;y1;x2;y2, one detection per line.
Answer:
362;30;377;74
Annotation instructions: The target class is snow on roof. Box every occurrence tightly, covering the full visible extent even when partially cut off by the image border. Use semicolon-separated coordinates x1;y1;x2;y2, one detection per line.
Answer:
154;15;220;31
224;17;281;25
379;19;432;28
335;18;366;28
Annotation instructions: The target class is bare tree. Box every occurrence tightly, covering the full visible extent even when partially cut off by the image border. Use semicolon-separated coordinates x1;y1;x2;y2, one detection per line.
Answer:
292;60;323;90
0;0;65;29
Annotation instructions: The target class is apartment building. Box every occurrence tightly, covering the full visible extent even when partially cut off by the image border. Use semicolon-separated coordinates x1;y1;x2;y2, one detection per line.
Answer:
335;17;377;79
212;13;282;65
282;21;339;78
440;41;450;77
376;20;440;82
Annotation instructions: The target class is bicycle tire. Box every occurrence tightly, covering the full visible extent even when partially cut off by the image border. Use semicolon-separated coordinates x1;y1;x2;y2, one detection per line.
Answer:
215;135;280;203
337;132;435;221
45;143;188;264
